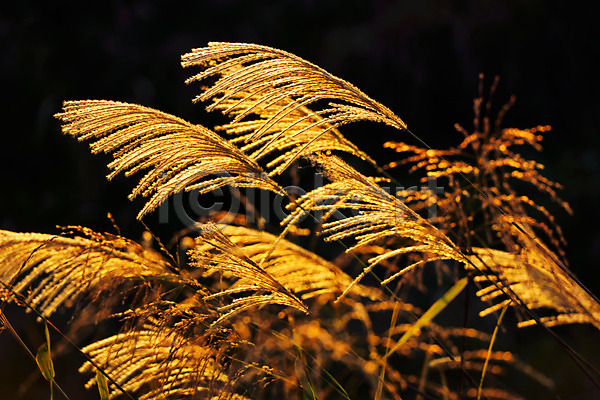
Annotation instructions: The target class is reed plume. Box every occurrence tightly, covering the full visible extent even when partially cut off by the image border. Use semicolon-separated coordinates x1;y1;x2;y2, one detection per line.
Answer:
383;76;600;335
56;100;282;219
283;153;467;299
0;227;183;317
181;42;405;175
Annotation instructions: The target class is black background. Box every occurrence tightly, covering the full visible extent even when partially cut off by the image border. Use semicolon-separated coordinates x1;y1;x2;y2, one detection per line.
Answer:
1;1;600;398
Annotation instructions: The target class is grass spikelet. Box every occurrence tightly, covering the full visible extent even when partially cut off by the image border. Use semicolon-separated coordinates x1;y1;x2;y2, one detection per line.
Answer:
190;224;309;325
55;100;282;219
181;42;406;173
0;228;183;317
283;153;467;298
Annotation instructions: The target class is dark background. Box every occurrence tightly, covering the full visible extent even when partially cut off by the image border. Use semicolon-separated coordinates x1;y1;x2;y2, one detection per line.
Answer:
1;1;599;398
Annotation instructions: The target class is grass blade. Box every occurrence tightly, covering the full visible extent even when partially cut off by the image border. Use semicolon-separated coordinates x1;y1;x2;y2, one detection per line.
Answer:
96;368;110;400
36;324;55;383
384;277;468;359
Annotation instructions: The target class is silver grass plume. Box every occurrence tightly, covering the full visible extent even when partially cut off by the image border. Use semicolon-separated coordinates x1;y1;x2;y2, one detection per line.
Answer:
56;100;282;219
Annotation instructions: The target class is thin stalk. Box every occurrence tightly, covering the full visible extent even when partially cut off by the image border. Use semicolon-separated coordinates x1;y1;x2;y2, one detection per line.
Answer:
477;300;511;400
375;300;402;400
416;350;433;400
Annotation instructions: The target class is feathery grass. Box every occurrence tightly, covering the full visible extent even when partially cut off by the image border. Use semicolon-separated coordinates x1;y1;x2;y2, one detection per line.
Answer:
1;43;598;400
